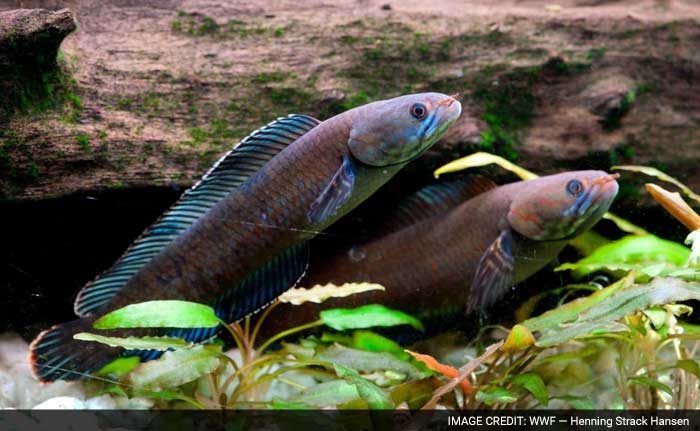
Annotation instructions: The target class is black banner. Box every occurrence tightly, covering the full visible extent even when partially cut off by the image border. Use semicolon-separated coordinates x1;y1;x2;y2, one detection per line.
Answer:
0;410;699;431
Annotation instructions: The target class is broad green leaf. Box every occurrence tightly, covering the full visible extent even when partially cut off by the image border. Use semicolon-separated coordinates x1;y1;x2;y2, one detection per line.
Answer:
279;283;385;305
555;235;690;278
523;273;633;333
569;231;611;256
535;345;599;365
511;373;548;406
95;356;141;378
269;400;310;410
675;359;700;379
352;330;410;361
560;396;596;410
320;304;423;331
390;378;439;409
434;152;537;180
613;165;700;205
128;345;221;391
75;333;193;351
93;300;219;329
628;376;672;396
475;386;517;406
536;277;700;347
334;364;394;409
316;344;424;379
501;324;535;352
289;379;360;407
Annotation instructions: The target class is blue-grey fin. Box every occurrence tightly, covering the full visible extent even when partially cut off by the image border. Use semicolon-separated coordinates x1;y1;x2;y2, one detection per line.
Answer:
125;242;310;361
307;154;356;225
466;229;515;315
74;115;320;317
380;175;497;234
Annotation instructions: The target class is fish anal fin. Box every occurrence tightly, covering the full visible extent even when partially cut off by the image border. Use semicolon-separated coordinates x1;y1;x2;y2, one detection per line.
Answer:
466;229;515;315
159;243;310;349
74;115;320;317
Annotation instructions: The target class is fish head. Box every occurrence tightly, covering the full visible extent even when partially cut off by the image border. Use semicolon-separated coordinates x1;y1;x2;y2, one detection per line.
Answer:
507;170;620;241
347;92;462;166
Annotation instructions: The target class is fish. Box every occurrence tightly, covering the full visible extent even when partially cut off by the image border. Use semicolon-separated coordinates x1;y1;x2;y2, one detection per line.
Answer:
257;171;619;339
29;93;462;382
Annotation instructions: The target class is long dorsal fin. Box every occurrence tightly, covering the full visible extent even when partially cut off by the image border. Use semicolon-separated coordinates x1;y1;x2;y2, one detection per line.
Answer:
74;114;321;317
127;242;310;362
379;175;497;234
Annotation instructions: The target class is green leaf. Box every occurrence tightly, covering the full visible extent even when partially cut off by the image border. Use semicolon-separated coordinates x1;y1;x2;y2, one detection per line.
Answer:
389;378;439;410
501;324;535;353
628;376;672;396
95;356;141;378
320;304;423;331
512;373;548;406
687;230;700;267
278;282;385;305
333;364;395;409
523;274;633;333
289;379;360;407
556;235;690;278
434;152;537;180
475;386;517;406
269;400;311;410
75;333;193;350
675;359;700;379
536;277;700;347
315;344;424;379
93;300;219;329
560;396;596;410
128;345;221;391
136;390;206;409
613;165;700;205
351;330;411;361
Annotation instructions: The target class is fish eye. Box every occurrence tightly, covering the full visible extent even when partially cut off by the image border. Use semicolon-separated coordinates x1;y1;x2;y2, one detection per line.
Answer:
566;179;584;197
410;103;427;120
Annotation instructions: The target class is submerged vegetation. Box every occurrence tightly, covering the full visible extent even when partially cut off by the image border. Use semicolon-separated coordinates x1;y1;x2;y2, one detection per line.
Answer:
53;154;700;411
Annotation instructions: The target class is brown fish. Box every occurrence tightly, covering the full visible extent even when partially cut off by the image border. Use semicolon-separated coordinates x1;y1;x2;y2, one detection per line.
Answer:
258;171;619;339
30;93;462;381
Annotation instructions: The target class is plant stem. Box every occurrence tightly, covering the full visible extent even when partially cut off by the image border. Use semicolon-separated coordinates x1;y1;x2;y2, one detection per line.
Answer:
255;320;324;356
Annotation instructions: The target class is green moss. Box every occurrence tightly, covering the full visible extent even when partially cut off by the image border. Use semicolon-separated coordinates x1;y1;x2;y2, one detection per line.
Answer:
75;133;90;152
586;47;607;61
601;89;637;130
253;70;295;83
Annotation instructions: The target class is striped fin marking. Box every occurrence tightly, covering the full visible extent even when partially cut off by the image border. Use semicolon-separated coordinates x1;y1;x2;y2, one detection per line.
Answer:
74;115;320;317
126;242;310;361
466;229;515;315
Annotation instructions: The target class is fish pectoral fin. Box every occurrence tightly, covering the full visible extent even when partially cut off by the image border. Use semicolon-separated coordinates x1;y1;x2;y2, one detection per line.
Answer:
466;229;515;315
307;154;357;225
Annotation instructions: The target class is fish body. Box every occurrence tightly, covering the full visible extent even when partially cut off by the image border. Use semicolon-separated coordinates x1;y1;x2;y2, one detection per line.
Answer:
30;93;462;381
260;171;619;337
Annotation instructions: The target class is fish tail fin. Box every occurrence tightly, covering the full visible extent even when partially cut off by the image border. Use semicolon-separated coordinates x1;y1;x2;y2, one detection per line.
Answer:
29;318;121;382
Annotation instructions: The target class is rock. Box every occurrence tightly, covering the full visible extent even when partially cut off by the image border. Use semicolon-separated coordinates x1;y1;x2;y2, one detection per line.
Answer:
0;8;76;70
580;74;637;128
0;8;76;120
33;396;87;409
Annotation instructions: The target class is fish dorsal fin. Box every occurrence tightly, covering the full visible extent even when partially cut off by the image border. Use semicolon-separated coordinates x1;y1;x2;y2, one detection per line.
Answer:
74;115;321;317
128;242;310;361
380;175;497;234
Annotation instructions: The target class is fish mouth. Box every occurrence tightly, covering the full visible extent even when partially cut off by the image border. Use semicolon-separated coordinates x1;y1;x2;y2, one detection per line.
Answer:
439;93;462;125
585;172;620;220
